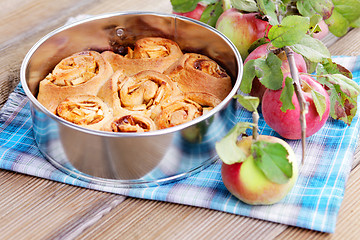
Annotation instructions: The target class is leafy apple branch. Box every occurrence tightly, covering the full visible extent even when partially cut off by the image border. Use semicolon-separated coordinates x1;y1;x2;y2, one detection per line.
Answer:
171;0;360;165
245;0;358;162
267;0;309;163
284;46;308;163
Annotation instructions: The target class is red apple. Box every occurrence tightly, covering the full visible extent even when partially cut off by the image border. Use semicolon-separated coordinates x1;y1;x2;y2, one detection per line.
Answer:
215;9;270;60
262;74;330;140
244;43;308;101
221;135;298;205
172;3;206;21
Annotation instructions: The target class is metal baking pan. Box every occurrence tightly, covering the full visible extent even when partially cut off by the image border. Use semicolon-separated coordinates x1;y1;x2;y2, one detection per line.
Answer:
20;12;243;187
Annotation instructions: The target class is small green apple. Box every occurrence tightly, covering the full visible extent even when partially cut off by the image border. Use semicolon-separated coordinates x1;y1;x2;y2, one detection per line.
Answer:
215;95;298;205
221;135;298;205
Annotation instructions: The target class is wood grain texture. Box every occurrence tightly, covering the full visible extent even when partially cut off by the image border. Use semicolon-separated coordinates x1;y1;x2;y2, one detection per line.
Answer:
75;198;287;240
0;1;360;239
0;170;126;240
328;29;360;56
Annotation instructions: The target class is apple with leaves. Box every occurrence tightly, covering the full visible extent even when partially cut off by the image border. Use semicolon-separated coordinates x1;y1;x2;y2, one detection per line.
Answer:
262;74;331;140
221;135;298;205
216;95;298;205
172;0;359;150
242;43;308;101
216;9;271;60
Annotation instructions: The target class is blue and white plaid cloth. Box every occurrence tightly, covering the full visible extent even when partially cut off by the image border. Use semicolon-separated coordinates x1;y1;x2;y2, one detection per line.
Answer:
1;55;359;233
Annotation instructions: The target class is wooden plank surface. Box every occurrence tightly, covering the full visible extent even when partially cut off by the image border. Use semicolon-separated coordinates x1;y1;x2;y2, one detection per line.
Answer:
0;1;360;239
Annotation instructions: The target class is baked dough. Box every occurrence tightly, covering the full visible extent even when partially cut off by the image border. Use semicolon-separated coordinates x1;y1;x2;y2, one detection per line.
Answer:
154;92;221;129
37;38;232;132
101;37;183;75
164;53;232;100
37;51;113;113
98;69;180;117
56;95;112;130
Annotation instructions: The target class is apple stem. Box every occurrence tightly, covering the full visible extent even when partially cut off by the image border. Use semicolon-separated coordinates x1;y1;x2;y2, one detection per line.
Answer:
284;46;308;165
252;111;259;141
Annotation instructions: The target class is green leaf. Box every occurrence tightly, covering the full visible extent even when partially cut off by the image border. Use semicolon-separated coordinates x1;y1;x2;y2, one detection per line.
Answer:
328;84;358;125
251;141;293;184
317;63;360;95
296;0;334;19
231;0;258;12
325;0;360;37
310;14;323;27
291;35;330;62
234;95;260;112
280;76;295;112
318;58;353;79
325;9;350;37
304;57;318;74
350;17;360;28
170;0;202;13
215;122;254;165
297;0;316;18
200;1;224;27
311;89;327;121
257;52;284;90
268;15;310;48
332;0;360;23
240;52;283;94
316;62;360;125
327;74;360;99
240;60;257;94
257;0;279;25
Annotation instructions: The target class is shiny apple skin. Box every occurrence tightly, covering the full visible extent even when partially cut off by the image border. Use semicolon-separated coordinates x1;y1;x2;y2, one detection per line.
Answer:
262;74;330;140
216;9;270;60
221;135;298;205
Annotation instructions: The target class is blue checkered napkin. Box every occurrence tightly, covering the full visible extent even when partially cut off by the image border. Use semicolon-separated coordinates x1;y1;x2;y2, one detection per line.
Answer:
1;56;359;233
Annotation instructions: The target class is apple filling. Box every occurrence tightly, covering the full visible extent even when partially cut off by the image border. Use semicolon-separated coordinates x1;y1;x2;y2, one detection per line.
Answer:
111;115;156;132
190;55;228;78
155;97;205;129
130;38;171;59
117;72;174;112
129;44;170;59
56;97;105;125
46;53;99;86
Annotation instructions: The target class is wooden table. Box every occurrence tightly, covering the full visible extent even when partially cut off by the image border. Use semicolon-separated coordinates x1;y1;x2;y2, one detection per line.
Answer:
1;1;360;239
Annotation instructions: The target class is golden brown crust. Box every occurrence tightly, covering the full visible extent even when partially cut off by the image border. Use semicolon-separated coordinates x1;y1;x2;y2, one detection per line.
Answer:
56;95;112;130
164;53;232;100
37;51;113;113
37;38;231;132
101;37;183;75
99;70;180;117
97;69;129;116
